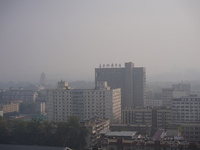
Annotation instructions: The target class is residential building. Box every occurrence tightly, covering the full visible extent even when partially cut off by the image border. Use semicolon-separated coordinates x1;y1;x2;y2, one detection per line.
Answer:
95;62;146;108
180;123;200;142
122;107;152;126
46;81;121;123
172;96;200;123
2;90;38;102
122;107;172;130
82;117;110;148
156;108;172;129
0;102;19;114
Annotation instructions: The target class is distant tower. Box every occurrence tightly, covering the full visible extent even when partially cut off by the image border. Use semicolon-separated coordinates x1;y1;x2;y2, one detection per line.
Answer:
39;72;46;87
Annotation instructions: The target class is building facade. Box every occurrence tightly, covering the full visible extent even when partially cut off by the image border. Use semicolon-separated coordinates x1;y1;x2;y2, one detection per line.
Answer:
122;107;152;126
0;102;19;114
2;90;38;102
172;96;200;123
156;108;172;129
83;117;110;148
95;62;146;108
122;107;172;130
181;123;200;142
46;81;121;123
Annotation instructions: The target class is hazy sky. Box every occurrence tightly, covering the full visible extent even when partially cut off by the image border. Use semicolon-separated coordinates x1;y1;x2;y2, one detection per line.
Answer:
0;0;200;82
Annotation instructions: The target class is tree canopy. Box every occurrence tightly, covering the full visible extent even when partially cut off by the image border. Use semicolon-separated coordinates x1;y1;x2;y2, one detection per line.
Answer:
0;116;88;150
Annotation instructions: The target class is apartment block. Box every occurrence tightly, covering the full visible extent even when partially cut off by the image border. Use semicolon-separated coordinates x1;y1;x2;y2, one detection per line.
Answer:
122;107;172;130
83;117;110;148
46;81;121;123
156;108;172;129
2;90;38;102
122;108;152;126
0;102;19;114
172;96;200;123
181;123;200;142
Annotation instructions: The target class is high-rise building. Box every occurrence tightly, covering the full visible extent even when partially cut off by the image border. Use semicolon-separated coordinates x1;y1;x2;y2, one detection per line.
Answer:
46;81;121;123
95;62;146;108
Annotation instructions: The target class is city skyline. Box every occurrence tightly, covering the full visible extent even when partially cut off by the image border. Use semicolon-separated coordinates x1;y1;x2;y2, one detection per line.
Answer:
0;0;200;82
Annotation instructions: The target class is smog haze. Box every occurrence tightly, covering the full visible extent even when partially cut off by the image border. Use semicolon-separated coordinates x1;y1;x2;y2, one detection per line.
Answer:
0;0;200;82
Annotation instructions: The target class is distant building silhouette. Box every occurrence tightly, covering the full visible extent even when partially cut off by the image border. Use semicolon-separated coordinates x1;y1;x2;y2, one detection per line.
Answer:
172;82;191;95
39;72;46;87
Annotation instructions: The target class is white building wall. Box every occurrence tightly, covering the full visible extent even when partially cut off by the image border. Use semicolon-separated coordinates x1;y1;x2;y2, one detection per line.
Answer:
46;81;121;123
172;96;200;123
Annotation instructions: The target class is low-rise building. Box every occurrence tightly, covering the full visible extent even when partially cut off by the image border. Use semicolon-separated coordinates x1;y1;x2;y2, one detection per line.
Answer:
156;108;172;129
172;123;200;142
0;102;19;114
110;124;151;136
82;117;109;148
100;131;196;150
122;107;172;130
122;108;152;126
2;90;38;102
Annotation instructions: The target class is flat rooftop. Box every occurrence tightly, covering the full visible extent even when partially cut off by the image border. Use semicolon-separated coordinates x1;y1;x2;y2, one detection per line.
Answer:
105;131;137;137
